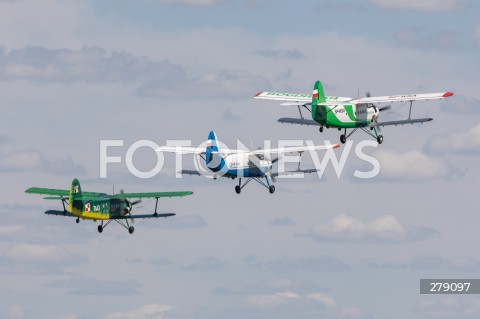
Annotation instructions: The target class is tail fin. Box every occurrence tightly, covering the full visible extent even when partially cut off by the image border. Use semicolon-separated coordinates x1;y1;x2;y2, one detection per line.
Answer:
312;80;326;105
311;80;326;120
68;178;82;212
205;131;225;172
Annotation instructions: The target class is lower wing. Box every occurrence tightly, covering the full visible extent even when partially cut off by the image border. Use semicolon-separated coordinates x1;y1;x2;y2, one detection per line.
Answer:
272;168;319;177
112;213;176;219
370;118;432;127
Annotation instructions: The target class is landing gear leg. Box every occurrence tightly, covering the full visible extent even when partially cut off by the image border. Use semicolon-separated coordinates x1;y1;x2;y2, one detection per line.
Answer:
235;178;241;194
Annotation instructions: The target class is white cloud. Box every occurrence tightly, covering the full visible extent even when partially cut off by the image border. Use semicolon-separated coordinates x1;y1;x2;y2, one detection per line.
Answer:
375;149;451;180
417;298;480;318
307;293;336;308
0;149;84;174
0;225;26;235
7;305;24;319
309;214;437;243
426;123;480;154
474;24;480;43
0;243;88;273
105;304;172;319
245;291;300;308
370;0;467;11
159;0;222;6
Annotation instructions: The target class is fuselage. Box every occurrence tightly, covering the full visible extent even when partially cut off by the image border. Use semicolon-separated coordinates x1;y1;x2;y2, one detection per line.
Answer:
69;196;130;221
313;103;379;128
208;152;272;178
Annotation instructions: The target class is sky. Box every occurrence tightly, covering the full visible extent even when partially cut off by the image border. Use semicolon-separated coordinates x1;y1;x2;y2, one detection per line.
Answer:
1;0;480;318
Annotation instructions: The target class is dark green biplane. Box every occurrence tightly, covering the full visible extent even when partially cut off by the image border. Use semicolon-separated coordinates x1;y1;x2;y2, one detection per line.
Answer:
25;179;193;234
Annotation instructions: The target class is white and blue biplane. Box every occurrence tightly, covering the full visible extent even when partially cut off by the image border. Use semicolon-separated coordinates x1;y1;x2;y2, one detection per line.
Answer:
158;131;339;194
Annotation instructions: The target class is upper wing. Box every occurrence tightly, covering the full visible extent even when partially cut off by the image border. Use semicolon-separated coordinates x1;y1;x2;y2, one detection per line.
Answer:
253;143;339;155
157;146;206;155
255;91;352;103
111;191;193;199
25;187;108;198
349;92;454;104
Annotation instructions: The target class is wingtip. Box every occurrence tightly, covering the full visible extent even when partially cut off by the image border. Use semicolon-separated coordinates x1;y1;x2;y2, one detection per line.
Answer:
442;92;454;98
254;92;263;97
332;143;341;149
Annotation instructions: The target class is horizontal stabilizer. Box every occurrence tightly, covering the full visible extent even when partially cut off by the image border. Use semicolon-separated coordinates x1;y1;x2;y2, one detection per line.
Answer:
45;210;75;217
43;196;68;200
180;169;202;176
278;117;320;126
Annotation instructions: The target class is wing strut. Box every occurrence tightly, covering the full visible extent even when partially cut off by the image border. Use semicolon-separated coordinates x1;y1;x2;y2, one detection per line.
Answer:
154;197;159;216
408;101;413;120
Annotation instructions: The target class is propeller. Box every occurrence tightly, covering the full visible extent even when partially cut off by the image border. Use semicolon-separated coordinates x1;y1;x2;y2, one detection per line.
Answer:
120;189;142;223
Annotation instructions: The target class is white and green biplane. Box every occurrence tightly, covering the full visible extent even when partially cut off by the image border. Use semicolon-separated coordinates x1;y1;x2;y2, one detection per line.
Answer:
255;80;454;144
25;179;193;234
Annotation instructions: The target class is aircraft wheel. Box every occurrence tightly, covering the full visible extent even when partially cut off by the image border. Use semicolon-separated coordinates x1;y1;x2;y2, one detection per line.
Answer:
319;126;324;133
269;185;275;194
97;225;103;233
235;185;241;194
340;135;347;144
128;226;134;234
76;218;80;224
377;135;384;144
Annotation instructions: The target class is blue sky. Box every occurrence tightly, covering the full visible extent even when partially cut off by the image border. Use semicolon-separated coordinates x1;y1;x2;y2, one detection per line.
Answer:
1;0;480;318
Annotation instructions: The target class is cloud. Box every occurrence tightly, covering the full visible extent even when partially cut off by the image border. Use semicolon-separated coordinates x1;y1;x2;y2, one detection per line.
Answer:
312;1;368;13
0;149;85;175
416;297;480;319
154;215;207;229
0;135;9;144
426;123;480;154
370;254;480;271
266;255;349;272
158;0;222;6
474;24;480;43
0;46;185;84
6;305;24;319
370;0;467;11
139;69;270;99
181;256;226;271
104;304;172;319
306;293;336;308
269;217;294;226
308;214;438;243
0;243;88;274
255;49;305;60
438;94;480;114
394;27;457;50
374;149;453;180
245;291;300;308
48;278;142;295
